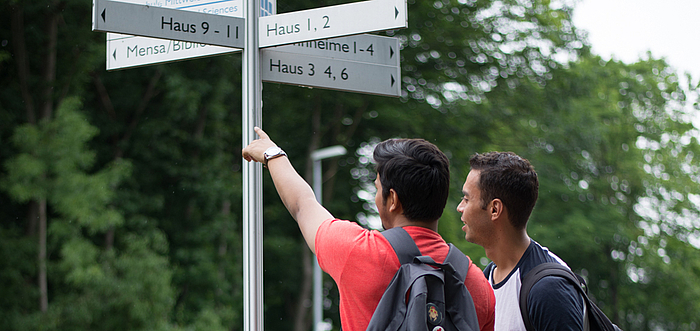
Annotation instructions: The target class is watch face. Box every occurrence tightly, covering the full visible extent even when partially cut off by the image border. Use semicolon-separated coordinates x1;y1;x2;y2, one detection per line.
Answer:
265;147;282;158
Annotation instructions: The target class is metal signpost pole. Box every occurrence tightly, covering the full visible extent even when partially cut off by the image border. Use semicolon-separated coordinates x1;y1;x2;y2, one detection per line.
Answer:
91;2;407;329
311;146;347;331
312;158;323;331
242;0;263;329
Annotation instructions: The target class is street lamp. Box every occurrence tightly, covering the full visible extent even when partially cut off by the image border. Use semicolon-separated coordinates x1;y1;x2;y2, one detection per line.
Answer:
310;145;347;331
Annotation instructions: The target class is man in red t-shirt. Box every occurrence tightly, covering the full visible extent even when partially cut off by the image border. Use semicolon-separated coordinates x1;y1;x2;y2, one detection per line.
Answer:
243;127;495;331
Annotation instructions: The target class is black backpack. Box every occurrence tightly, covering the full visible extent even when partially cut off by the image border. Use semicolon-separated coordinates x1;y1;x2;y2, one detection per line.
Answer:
519;263;622;331
366;227;480;331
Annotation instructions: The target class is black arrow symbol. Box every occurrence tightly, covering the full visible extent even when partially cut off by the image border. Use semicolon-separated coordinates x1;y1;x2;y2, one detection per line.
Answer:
101;8;106;22
391;74;395;87
395;7;399;19
390;46;394;59
113;49;117;60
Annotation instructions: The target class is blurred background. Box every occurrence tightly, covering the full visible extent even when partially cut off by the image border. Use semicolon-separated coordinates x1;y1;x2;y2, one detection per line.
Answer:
1;0;698;330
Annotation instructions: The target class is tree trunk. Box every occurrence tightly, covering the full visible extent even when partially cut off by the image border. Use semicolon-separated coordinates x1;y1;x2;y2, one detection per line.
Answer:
610;262;619;325
25;201;38;237
35;3;61;313
38;198;48;312
105;227;115;250
10;5;35;125
40;6;59;120
218;199;231;299
93;68;161;248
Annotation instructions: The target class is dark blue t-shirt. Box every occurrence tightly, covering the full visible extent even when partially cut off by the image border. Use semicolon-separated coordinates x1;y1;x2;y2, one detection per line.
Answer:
483;240;584;331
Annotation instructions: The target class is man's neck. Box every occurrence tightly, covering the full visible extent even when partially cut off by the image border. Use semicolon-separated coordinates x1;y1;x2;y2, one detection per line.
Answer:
390;217;439;232
485;230;530;284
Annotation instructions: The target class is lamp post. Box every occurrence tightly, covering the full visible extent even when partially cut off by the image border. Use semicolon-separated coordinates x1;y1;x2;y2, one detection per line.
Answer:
310;145;347;331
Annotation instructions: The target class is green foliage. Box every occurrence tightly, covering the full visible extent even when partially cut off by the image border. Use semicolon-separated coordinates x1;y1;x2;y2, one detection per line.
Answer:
468;54;700;329
3;98;129;232
1;0;699;330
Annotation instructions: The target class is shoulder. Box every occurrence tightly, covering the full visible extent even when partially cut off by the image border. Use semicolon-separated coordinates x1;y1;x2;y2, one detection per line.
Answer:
316;219;393;253
527;275;584;331
465;258;494;302
315;220;398;276
318;218;364;233
528;275;580;302
465;262;496;331
316;219;377;246
518;240;569;281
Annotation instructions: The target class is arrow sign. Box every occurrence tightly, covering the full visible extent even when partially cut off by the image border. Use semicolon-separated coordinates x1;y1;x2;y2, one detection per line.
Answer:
262;35;401;97
269;34;399;66
259;0;407;48
93;0;246;48
262;51;400;97
261;52;400;97
103;0;273;71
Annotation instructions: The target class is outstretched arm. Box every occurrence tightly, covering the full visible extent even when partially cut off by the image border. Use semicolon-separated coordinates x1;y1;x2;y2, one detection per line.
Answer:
242;127;333;254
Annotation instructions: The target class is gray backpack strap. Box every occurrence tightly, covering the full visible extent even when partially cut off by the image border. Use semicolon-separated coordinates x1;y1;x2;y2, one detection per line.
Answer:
381;227;422;265
519;263;578;331
445;243;470;281
520;263;622;331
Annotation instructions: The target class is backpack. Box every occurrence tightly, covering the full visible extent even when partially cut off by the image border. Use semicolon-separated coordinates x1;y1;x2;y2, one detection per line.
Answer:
366;227;480;331
519;263;623;331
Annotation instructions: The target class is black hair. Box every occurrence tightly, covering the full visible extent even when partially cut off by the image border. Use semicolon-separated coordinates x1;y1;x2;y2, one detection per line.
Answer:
469;152;539;229
373;139;450;222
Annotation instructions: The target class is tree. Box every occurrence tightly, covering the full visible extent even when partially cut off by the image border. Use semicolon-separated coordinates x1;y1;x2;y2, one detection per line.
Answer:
460;54;700;329
3;0;698;330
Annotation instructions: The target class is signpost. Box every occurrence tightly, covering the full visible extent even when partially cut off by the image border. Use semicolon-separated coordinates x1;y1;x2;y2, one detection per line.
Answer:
271;34;400;65
91;0;407;329
241;0;263;329
262;50;400;96
93;0;246;48
261;34;401;96
258;0;406;48
103;0;276;70
105;35;223;70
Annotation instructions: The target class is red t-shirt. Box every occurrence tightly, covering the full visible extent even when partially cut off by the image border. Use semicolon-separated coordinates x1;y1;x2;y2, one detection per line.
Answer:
316;219;495;331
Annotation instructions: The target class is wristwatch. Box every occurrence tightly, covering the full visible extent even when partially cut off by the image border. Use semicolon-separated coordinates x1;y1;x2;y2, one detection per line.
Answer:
263;146;287;166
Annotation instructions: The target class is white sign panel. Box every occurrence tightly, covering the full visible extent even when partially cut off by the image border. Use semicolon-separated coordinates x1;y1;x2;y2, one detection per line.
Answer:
103;0;275;70
93;0;246;47
259;0;407;48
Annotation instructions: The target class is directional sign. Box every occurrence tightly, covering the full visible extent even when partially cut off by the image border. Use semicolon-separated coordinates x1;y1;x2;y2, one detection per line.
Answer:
93;0;246;49
106;33;226;70
104;0;276;71
270;34;399;66
261;34;401;96
261;52;400;96
259;0;407;48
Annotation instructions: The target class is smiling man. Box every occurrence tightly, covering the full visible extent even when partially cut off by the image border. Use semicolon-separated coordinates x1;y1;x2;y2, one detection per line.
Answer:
457;151;585;331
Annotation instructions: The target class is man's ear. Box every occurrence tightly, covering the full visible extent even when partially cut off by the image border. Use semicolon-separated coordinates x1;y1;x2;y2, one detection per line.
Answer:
387;189;403;213
490;198;504;220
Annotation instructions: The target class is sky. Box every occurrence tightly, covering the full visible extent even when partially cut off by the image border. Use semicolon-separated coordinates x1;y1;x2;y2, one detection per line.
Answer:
572;0;700;84
571;0;700;128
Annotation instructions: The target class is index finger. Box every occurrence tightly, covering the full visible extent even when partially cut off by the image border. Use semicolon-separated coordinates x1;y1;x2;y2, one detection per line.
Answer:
254;126;270;140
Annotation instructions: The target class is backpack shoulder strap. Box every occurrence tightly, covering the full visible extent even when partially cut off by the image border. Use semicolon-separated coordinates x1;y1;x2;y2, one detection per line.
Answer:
444;243;471;281
519;263;581;331
381;227;422;265
520;263;621;331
